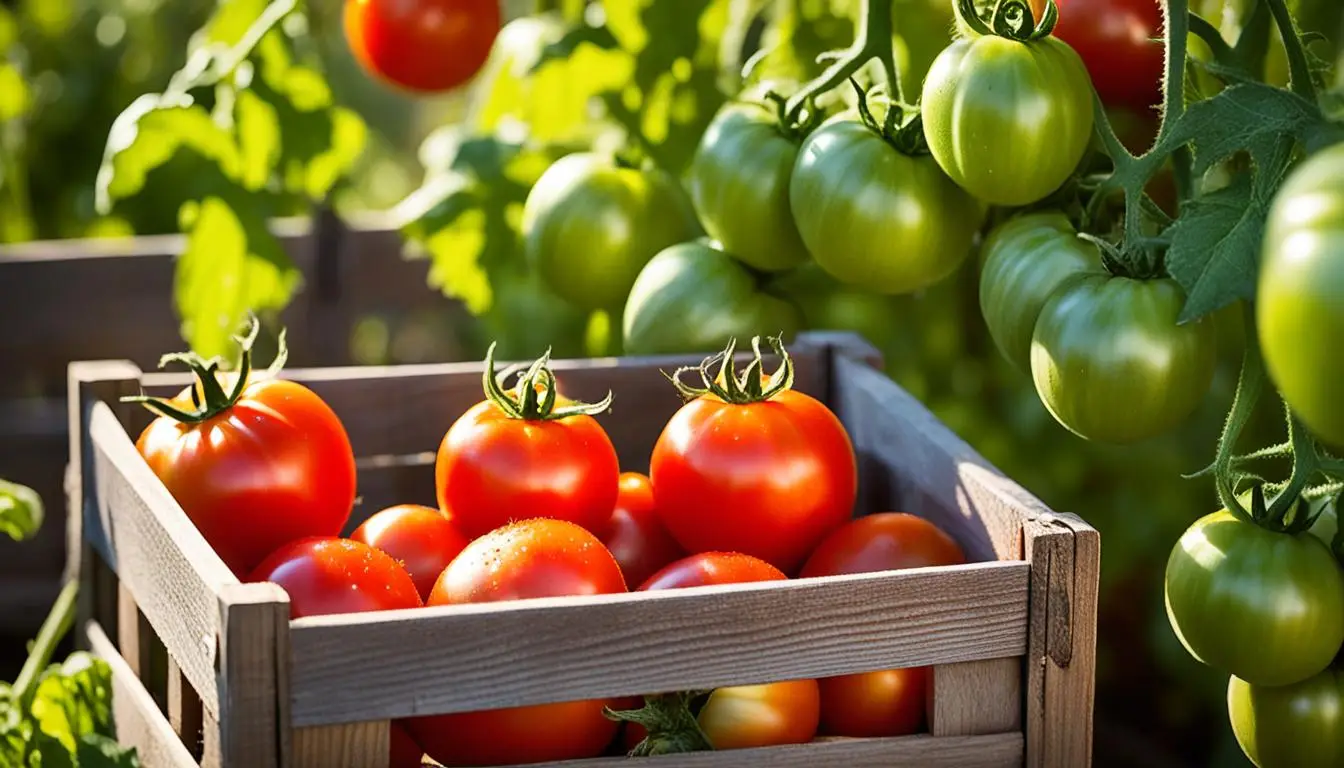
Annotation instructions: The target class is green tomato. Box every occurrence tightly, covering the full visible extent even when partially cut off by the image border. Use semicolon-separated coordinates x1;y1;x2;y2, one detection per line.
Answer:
979;212;1106;372
789;118;983;294
1229;666;1344;767
481;271;592;360
921;32;1095;206
687;104;809;272
1259;142;1344;447
1165;509;1344;687
522;153;702;311
1030;275;1216;443
622;240;803;355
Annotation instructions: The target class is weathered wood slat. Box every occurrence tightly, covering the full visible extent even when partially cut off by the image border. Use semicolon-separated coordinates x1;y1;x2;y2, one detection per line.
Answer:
831;353;1053;562
87;401;236;719
445;733;1025;768
287;561;1028;726
88;621;199;768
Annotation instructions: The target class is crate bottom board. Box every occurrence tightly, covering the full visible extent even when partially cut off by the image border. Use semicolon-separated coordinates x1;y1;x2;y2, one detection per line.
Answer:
89;620;1024;768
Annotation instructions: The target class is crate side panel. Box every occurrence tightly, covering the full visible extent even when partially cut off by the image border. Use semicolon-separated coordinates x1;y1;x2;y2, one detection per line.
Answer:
288;561;1028;725
88;403;236;718
831;355;1053;561
88;621;199;768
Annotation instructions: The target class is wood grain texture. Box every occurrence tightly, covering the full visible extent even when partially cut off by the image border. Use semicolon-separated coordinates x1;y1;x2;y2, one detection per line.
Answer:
87;401;237;718
292;722;389;768
929;658;1023;736
287;561;1028;726
1023;514;1100;768
118;582;154;677
136;345;830;470
428;734;1023;768
215;582;290;768
88;620;199;768
830;354;1053;562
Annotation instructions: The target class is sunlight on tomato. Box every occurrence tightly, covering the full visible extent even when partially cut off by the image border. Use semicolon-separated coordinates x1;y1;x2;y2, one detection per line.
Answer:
698;679;821;749
344;0;502;94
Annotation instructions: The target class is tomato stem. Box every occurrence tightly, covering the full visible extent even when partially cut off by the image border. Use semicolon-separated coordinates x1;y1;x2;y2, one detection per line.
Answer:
479;343;613;420
783;0;900;121
666;335;796;405
605;691;714;755
1203;309;1267;525
1264;0;1318;101
12;578;77;709
121;315;280;424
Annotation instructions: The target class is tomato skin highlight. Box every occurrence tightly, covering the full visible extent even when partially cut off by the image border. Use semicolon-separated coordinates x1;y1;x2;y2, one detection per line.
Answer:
1030;274;1216;444
350;504;469;601
412;518;626;766
1051;0;1164;113
622;240;804;356
921;34;1095;206
523;152;702;311
1164;510;1344;687
977;212;1106;373
247;537;422;619
434;398;620;540
801;513;964;737
343;0;501;94
688;104;810;272
650;388;857;574
698;679;821;750
1228;666;1344;768
637;551;787;591
137;377;357;577
789;117;982;294
601;473;686;589
1258;142;1344;447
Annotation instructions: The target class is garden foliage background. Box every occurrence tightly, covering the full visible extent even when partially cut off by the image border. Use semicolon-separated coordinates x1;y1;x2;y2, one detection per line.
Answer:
2;0;1340;764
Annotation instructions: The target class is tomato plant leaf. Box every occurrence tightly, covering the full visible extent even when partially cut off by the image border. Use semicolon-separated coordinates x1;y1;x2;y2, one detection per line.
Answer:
175;196;300;359
235;88;282;191
0;479;44;543
31;653;116;756
95;95;242;214
1157;83;1321;178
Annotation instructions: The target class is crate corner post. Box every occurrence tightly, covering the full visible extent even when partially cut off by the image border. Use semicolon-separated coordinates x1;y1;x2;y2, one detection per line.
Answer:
210;580;293;768
1023;513;1101;768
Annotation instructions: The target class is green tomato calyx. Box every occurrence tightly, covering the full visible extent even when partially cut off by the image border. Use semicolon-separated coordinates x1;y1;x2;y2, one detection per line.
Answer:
481;342;613;421
605;691;714;756
957;0;1059;42
121;314;286;424
849;78;927;156
667;335;797;405
754;89;825;142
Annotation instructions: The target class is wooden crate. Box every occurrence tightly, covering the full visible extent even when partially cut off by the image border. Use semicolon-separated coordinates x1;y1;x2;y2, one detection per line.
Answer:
66;332;1099;768
0;215;462;635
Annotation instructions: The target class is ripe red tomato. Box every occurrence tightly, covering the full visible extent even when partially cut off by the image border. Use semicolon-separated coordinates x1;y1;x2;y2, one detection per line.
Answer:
410;518;626;766
800;513;965;737
134;326;356;577
637;551;786;591
247;538;422;619
649;339;857;574
343;0;502;94
1050;0;1164;114
351;504;468;600
389;721;424;768
435;345;620;540
799;513;967;578
601;473;686;588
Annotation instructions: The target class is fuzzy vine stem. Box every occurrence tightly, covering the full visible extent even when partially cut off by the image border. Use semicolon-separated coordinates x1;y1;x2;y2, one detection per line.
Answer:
1158;0;1194;204
783;0;899;122
1264;0;1318;101
1205;308;1268;524
12;579;78;708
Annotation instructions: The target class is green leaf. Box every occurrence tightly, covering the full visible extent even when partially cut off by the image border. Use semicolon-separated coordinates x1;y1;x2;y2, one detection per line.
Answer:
1164;142;1293;323
396;135;564;315
0;479;43;543
96;95;241;214
77;734;140;768
0;64;30;122
235;89;282;191
31;653;116;755
301;107;367;200
1159;83;1321;177
175;196;300;359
